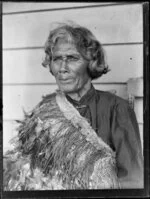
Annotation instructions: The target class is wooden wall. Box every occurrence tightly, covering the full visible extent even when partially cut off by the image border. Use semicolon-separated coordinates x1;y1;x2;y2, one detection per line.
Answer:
3;2;144;151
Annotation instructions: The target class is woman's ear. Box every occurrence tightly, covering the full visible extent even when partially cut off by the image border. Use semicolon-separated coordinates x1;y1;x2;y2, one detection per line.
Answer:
87;60;97;72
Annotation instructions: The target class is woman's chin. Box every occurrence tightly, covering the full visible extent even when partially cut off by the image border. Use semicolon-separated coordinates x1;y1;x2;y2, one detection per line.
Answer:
58;85;76;93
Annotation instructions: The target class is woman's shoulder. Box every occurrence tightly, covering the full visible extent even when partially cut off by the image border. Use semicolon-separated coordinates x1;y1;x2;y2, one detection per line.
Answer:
95;89;129;108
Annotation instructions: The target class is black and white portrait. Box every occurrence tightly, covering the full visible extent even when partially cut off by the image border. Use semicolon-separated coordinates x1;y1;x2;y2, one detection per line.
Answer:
2;2;149;198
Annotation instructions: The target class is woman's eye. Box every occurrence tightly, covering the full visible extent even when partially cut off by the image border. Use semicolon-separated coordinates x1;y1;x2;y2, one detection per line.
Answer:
53;56;61;62
67;56;79;61
52;55;80;63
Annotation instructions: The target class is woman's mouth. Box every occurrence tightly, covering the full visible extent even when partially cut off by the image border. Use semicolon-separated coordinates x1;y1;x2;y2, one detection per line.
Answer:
59;78;73;83
58;76;73;83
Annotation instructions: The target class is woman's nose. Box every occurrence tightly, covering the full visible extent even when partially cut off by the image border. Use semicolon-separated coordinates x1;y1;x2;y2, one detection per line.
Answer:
59;59;68;73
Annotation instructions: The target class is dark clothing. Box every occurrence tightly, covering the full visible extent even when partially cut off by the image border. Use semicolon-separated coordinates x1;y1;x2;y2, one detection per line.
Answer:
66;85;143;188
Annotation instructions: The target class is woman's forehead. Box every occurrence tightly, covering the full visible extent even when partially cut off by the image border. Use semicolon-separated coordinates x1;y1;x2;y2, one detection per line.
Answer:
52;39;80;55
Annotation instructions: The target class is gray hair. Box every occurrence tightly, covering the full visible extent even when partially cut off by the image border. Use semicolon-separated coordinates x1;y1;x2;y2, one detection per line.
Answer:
42;22;110;79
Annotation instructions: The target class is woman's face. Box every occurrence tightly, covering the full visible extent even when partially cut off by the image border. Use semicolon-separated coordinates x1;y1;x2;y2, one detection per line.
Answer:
50;39;90;94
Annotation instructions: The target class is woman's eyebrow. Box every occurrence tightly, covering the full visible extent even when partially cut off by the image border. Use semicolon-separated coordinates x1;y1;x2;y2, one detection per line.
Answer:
53;53;80;57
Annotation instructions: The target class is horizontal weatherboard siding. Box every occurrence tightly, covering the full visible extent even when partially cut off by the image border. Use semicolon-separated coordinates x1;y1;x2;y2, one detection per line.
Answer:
3;84;128;120
3;45;143;84
3;2;144;150
3;4;143;48
2;3;119;14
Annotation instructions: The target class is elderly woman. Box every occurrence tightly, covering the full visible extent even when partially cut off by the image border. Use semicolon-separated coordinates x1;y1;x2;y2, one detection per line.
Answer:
4;23;143;190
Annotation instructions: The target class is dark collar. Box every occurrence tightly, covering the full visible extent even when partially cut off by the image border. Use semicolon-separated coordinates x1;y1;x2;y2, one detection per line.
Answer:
66;84;96;106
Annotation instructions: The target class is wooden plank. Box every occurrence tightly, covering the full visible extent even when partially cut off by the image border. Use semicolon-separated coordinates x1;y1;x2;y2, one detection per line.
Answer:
134;98;143;124
3;45;143;84
3;4;143;48
94;45;143;83
127;77;143;97
3;2;113;13
3;84;127;120
138;123;143;151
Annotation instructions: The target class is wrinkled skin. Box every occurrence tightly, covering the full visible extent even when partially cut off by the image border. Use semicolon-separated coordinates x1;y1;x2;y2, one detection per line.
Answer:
50;39;91;100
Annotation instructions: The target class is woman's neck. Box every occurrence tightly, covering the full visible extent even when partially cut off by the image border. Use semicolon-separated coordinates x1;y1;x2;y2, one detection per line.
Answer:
67;79;92;101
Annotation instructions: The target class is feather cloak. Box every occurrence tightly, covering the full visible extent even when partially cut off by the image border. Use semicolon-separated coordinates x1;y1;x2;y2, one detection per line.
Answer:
3;90;119;190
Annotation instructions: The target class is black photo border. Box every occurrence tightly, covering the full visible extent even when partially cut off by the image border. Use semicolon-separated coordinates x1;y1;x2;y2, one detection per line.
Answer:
0;1;149;198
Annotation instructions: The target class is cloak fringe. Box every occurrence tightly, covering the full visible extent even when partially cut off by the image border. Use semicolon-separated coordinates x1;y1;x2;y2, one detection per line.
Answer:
3;91;119;190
